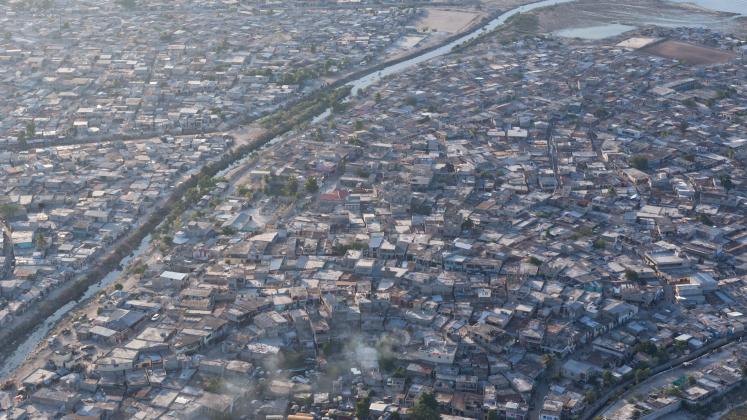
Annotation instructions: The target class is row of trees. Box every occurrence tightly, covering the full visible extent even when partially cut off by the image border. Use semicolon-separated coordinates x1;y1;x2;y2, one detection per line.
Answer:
259;85;351;130
263;175;319;197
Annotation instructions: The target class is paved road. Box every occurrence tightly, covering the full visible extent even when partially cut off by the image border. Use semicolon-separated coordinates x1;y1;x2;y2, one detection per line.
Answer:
600;342;739;419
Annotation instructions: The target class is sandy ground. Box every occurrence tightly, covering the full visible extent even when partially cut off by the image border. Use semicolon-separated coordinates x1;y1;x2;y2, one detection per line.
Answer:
384;6;487;59
533;0;747;36
641;39;737;64
227;124;268;149
417;8;482;33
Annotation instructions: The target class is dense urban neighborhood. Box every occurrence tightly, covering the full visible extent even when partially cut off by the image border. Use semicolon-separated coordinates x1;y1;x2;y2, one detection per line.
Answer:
1;0;747;420
0;0;441;146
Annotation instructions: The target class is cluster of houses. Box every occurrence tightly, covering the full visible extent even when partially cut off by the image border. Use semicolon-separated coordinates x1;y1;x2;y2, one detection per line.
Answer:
0;135;228;327
0;0;422;145
602;343;747;419
2;12;747;420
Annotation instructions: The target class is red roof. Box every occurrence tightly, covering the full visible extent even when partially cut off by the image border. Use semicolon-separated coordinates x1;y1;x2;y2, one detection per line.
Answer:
319;189;349;202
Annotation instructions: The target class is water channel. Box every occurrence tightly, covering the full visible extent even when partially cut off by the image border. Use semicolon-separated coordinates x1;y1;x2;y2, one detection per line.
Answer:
0;235;152;378
1;0;578;378
5;0;742;387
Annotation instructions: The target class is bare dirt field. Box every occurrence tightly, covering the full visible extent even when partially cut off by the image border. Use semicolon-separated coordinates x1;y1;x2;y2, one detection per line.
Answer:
384;6;487;60
640;39;736;64
417;8;482;34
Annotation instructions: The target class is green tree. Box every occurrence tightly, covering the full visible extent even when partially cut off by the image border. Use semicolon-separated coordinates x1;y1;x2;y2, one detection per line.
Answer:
304;177;319;193
379;354;396;372
624;269;639;281
25;121;35;138
602;370;613;386
636;341;657;355
699;213;713;225
17;130;27;148
528;256;543;266
630;155;649;171
237;185;252;198
719;174;733;191
409;392;440;420
0;204;22;219
285;176;299;196
355;396;371;419
114;283;124;291
35;233;47;249
205;378;225;393
313;127;323;141
131;264;147;275
374;92;381;103
594;108;610;119
585;389;597;403
634;368;652;384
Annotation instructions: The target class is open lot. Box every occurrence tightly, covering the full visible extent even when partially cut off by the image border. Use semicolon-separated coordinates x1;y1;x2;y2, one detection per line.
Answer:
417;8;482;34
640;39;736;64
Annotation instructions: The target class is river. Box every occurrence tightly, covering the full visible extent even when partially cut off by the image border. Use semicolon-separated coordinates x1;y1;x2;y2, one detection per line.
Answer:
347;0;576;95
223;0;578;173
0;0;579;379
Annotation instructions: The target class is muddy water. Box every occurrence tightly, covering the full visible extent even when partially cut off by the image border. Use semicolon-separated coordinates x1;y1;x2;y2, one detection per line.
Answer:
554;23;637;39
